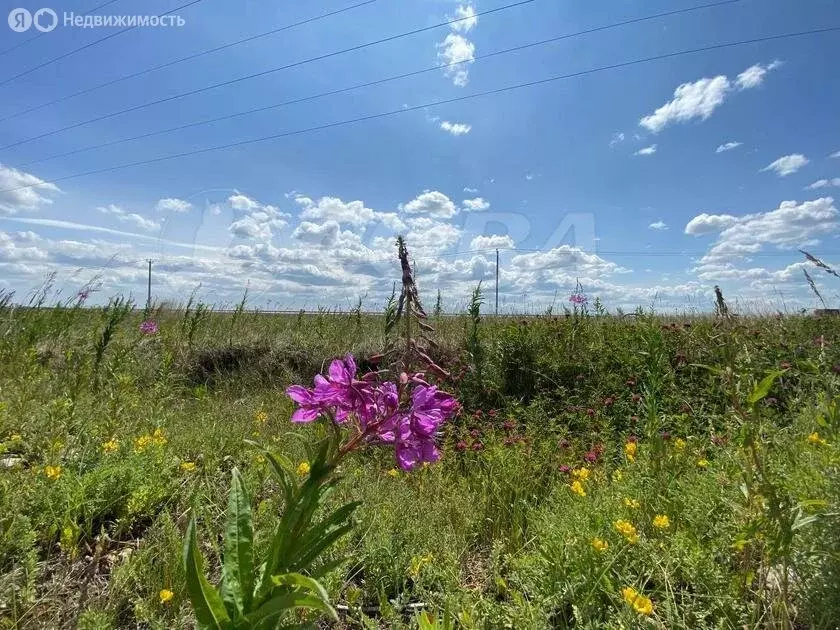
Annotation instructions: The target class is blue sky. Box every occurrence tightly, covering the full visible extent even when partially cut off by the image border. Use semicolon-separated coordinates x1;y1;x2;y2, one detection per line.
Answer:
1;0;839;311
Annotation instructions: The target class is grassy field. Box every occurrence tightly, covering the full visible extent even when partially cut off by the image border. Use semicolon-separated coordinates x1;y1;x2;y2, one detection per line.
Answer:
1;295;839;629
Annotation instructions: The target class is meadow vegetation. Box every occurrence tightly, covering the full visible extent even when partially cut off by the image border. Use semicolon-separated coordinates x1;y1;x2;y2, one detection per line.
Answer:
0;279;839;628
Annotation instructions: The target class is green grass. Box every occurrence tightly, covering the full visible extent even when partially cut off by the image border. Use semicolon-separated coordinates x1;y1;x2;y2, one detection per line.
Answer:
1;301;839;628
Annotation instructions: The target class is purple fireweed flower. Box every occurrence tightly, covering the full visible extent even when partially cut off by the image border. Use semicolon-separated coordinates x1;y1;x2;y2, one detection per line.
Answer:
559;464;571;474
569;293;587;305
584;450;598;463
139;320;158;335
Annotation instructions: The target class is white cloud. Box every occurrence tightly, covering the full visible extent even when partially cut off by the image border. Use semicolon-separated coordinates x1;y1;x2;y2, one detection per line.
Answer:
0;164;60;214
292;220;340;247
97;204;160;232
462;197;490;211
735;60;781;90
295;195;375;225
470;234;513;250
684;213;739;235
437;33;475;87
400;191;457;218
450;3;477;32
635;144;657;156
227;194;289;241
806;178;840;190
648;220;668;230
640;76;730;133
830;150;840;159
639;62;779;134
689;197;839;263
155;197;192;213
463;187;478;193
761;154;809;177
404;217;462;252
440;121;472;136
716;141;742;153
609;132;625;148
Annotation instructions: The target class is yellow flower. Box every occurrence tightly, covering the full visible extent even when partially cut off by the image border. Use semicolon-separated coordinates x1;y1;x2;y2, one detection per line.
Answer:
159;589;174;603
44;465;62;480
624;497;640;509
296;461;310;477
134;435;152;452
624;441;637;462
611;469;623;482
807;432;827;446
102;438;119;454
570;480;586;497
652;514;671;530
152;428;167;446
9;433;21;442
180;461;196;472
673;438;686;451
621;586;654;616
696;458;709;468
614;519;639;544
571;467;590;481
386;468;399;477
591;538;608;552
255;410;268;424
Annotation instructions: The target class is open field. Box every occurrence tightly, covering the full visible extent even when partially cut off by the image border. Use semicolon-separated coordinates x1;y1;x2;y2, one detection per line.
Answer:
1;299;839;629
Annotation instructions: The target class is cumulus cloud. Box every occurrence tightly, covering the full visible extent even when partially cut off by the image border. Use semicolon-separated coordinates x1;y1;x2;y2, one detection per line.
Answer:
735;60;781;90
292;220;340;247
227;194;289;241
400;191;457;218
97;204;160;232
437;18;475;88
440;121;472;136
0;164;60;214
648;220;668;230
295;195;376;225
716;141;742;153
462;197;490;211
761;154;809;177
155;197;192;213
806;178;840;189
450;3;477;32
831;150;840;159
684;213;739;235
470;234;514;250
635;144;657;156
688;197;839;263
640;62;779;133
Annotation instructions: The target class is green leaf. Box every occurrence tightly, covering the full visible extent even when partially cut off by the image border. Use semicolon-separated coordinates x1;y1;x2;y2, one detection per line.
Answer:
183;516;232;630
245;583;336;626
748;370;785;405
271;572;335;617
221;468;255;618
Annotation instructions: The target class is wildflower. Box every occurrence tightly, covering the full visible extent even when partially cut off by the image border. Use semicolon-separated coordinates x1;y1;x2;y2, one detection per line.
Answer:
621;586;653;616
44;465;62;480
159;589;174;604
9;433;21;442
583;450;598;463
571;467;590;481
180;461;196;472
470;428;481;438
488;409;497;418
296;461;311;477
386;468;399;477
808;432;827;446
102;438;119;454
624;441;637;462
603;396;615;407
134;435;152;452
559;438;570;449
455;440;468;452
624;497;640;509
559;464;571;474
612;469;623;482
591;538;608;552
570;480;586;497
151;428;167;446
139;320;158;335
652;514;671;530
673;438;686;451
255;410;268;424
471;441;484;451
569;292;587;305
503;420;515;431
696;458;709;468
614;520;639;544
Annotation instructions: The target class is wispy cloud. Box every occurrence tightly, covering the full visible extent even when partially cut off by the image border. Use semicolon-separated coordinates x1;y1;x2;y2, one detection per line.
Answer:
440;121;472;136
648;220;668;230
635;144;657;156
716;141;742;153
761;154;809;177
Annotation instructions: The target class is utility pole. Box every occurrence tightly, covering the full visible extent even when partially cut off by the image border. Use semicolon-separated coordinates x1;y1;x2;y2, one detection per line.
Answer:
495;248;499;316
146;259;152;310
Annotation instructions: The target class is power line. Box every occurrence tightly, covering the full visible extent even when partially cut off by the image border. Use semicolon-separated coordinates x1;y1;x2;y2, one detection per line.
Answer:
0;0;537;151
0;0;123;58
17;0;748;168
0;0;380;123
0;0;210;89
2;26;838;195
